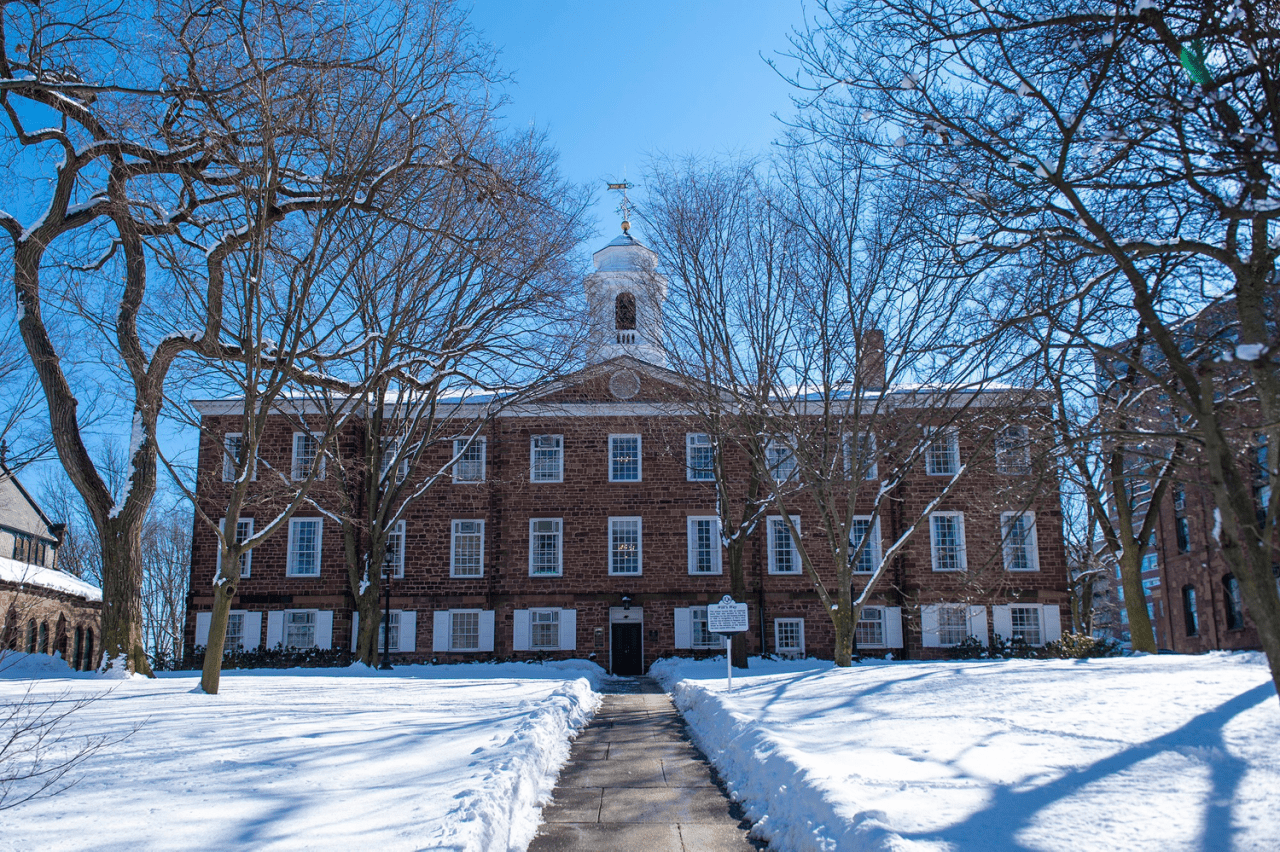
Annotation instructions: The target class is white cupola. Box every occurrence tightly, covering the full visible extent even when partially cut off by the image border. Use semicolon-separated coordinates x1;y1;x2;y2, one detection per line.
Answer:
583;228;668;367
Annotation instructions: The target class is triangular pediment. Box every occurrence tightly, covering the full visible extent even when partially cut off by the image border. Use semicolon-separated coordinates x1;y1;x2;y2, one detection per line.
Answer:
520;356;708;407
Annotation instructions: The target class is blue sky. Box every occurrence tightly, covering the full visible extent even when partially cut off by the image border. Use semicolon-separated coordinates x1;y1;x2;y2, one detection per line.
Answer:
466;1;807;247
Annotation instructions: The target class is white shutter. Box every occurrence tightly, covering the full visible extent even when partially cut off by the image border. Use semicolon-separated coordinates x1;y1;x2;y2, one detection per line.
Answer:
1042;605;1062;643
673;608;692;649
992;605;1012;643
399;611;417;653
351;613;360;651
242;612;262;651
195;612;212;647
966;606;988;646
884;607;903;648
433;611;449;652
559;609;577;650
512;610;531;651
920;605;940;648
315;611;334;649
266;611;284;648
479;610;495;652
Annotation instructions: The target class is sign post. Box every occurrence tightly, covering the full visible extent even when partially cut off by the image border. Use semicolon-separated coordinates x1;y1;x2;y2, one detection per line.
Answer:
706;595;749;694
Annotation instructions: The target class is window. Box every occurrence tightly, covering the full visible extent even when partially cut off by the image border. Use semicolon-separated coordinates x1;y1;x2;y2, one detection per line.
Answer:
379;436;408;484
844;431;877;480
10;533;47;566
609;517;642;575
530;435;564;483
450;611;481;651
766;439;797;483
925;427;960;476
1141;552;1158;573
292;432;323;481
1182;585;1198;636
1224;574;1245;630
687;517;722;575
930;512;966;571
223;433;255;482
774;618;805;656
855;607;885;647
1000;512;1038;572
1175;516;1191;553
609;434;641;482
453;437;486;483
528;519;562;576
938;605;968;646
690;607;721;649
218;517;254;578
1009;605;1042;645
1173;484;1186;512
284;611;316;648
995;425;1031;475
25;620;35;653
383;521;405;579
377;611;401;653
615;291;637;331
226;612;245;651
686;433;715;481
767;516;801;574
37;621;48;654
530;610;560;649
451;520;485;577
850;516;881;574
287;518;322;576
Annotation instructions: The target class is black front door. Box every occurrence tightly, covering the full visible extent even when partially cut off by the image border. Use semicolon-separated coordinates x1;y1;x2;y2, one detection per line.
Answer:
611;623;643;675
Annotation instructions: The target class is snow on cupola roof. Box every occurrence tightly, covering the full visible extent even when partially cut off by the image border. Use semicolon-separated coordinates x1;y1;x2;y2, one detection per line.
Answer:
583;227;668;367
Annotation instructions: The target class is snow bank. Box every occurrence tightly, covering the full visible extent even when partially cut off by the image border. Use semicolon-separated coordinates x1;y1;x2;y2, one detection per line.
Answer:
0;555;102;601
653;654;1280;852
0;649;76;677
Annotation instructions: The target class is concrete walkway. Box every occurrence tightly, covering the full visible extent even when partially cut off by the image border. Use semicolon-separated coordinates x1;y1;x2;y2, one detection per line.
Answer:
529;676;764;852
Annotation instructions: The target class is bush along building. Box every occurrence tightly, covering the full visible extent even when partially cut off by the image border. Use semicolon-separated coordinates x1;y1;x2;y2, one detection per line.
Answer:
185;231;1070;672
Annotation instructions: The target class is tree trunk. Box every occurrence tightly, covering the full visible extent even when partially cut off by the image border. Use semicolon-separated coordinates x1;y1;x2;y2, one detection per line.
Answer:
199;560;238;694
727;545;749;669
355;582;383;666
833;608;855;667
99;519;153;676
1116;546;1157;653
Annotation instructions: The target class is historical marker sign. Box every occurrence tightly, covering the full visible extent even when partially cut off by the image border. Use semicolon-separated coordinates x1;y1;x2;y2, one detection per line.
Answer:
707;595;749;634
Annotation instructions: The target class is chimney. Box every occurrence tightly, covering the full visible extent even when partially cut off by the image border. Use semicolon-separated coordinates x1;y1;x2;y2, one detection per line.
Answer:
859;329;886;391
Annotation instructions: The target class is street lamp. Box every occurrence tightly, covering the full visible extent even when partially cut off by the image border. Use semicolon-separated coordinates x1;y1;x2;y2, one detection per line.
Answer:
379;555;394;671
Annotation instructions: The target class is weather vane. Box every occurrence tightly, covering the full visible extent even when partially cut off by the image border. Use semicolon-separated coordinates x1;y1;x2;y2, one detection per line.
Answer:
607;179;634;234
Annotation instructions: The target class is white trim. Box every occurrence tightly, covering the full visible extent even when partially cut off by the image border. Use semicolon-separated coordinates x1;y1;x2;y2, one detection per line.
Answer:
1000;511;1039;572
195;612;212;647
241;611;262;651
686;516;722;575
767;515;801;574
528;518;563;577
925;426;960;476
530;434;564;483
266;611;283;648
929;512;966;572
608;516;643;575
608;433;642;482
849;515;881;574
844;431;878;480
689;606;723;649
445;609;485;652
384;520;405;579
222;433;256;482
217;517;254;578
452;437;487;483
685;432;714;481
765;438;797;483
922;603;987;648
673;608;692;649
450;519;486;578
286;517;323;577
995;424;1032;475
774;617;805;657
291;431;325;481
512;609;531;651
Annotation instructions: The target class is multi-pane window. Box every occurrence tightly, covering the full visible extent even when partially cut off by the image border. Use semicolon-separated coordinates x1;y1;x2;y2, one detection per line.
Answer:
767;516;801;574
766;439;797;483
1009;605;1042;646
930;512;966;572
383;520;405;579
226;612;245;651
1000;512;1038;572
292;432;323;480
218;517;254;578
609;434;641;482
453;438;486;483
284;611;316;648
609;517;642;575
995;425;1031;475
1224;575;1245;630
938;605;968;646
775;618;804;655
925;427;960;476
687;517;721;575
530;610;560;649
686;433;715;481
223;433;255;482
690;607;721;648
530;435;564;483
845;431;878;480
379;436;408;484
377;611;401;653
287;518;322;576
528;519;562;576
451;520;485;577
850;516;880;574
855;607;885;647
450;611;481;651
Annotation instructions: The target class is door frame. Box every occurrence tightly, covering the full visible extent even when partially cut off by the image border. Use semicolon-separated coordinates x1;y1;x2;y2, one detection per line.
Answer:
608;606;643;675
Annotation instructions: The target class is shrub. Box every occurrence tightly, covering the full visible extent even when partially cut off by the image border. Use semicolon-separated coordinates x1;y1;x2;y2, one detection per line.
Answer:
1043;632;1121;659
183;645;357;670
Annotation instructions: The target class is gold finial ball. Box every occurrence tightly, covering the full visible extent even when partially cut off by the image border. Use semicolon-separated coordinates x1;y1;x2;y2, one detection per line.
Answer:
621;219;631;234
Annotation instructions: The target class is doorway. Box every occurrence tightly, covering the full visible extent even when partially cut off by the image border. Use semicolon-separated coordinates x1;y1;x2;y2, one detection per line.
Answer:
609;606;644;675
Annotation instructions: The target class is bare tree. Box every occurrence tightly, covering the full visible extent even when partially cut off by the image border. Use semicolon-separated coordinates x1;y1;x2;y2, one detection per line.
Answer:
139;496;190;668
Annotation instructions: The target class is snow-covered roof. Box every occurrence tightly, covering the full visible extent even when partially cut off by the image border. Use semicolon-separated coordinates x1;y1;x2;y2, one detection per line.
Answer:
0;556;102;602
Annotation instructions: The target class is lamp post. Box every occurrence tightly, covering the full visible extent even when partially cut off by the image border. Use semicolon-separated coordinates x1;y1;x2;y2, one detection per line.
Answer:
379;558;393;671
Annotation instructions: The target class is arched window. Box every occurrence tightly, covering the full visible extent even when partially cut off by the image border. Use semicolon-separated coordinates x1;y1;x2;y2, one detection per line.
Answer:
25;620;36;654
37;622;48;654
81;629;95;671
73;627;84;669
1223;574;1245;630
1181;585;1198;636
615;292;637;331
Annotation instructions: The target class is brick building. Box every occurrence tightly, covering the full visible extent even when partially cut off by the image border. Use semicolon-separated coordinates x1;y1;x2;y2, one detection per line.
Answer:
186;232;1070;672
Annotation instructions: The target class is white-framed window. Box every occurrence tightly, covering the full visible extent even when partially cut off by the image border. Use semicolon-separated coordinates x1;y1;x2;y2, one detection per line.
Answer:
383;520;405;579
453;437;486;483
286;517;322;576
690;607;722;649
1001;512;1039;572
995;425;1031;475
609;516;642;575
686;433;715;481
528;518;562;576
450;610;481;651
377;610;401;653
217;517;254;578
284;610;316;648
766;439;797;483
938;605;969;646
379;436;409;484
929;512;966;572
223;433;256;482
855;607;885;647
451;520;485;577
775;618;805;656
1009;605;1042;646
226;611;245;650
530;435;564;483
925;427;960;476
687;516;722;575
530;609;561;649
609;434;642;482
844;431;878;480
292;432;324;481
767;516;801;574
849;516;881;574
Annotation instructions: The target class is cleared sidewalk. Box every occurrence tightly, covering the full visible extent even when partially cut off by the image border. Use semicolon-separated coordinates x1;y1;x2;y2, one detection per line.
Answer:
529;676;763;852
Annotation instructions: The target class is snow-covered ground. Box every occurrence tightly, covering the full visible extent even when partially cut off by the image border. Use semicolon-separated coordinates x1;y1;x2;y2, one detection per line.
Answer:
0;654;601;852
652;653;1280;852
